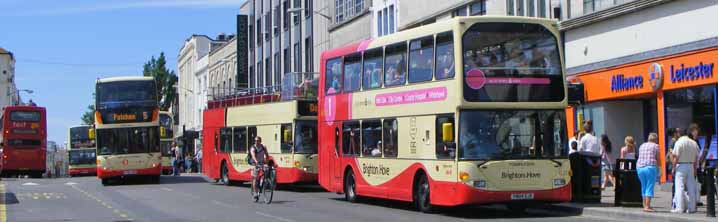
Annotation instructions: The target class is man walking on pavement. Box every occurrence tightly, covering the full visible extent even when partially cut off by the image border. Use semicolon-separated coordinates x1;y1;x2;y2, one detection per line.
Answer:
195;147;202;174
671;125;700;213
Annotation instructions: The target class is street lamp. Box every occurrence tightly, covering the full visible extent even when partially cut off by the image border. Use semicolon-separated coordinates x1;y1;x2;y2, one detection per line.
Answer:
288;7;332;21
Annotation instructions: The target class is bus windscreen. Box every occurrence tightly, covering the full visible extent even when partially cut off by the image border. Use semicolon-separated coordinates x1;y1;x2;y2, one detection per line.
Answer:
70;126;95;149
10;111;41;122
96;81;156;109
96;127;159;155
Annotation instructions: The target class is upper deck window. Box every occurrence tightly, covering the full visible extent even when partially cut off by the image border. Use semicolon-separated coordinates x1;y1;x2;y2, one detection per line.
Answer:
96;80;157;108
384;43;407;87
325;58;343;94
362;49;383;90
343;54;362;92
10;111;41;122
408;36;434;83
435;32;454;80
462;22;563;102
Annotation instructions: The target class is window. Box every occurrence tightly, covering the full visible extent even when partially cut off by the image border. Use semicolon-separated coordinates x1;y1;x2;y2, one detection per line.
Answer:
384;43;407;87
295;120;317;154
470;1;486;16
382;8;388;36
325;58;343;94
335;0;345;23
248;126;258;143
377;11;383;36
275;53;281;86
583;0;594;14
409;37;434;83
257;19;262;45
345;0;355;18
265;58;271;87
258;61;264;87
220;128;232;153
528;0;535;17
453;6;467;17
382;119;398;157
388;5;395;34
362;49;383;90
284;48;290;73
233;127;248;153
355;0;364;14
281;124;293;153
506;0;515;16
343;54;362;92
305;37;313;72
95;127;159;155
538;0;547;17
436;115;455;159
249;23;255;50
517;0;525;16
250;65;256;88
342;121;360;156
435;32;454;80
274;6;280;35
294;0;301;25
305;0;312;18
362;120;382;157
10;111;40;122
294;43;301;72
283;1;289;30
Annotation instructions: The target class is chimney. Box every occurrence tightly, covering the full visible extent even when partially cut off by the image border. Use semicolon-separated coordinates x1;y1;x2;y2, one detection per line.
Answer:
217;32;226;41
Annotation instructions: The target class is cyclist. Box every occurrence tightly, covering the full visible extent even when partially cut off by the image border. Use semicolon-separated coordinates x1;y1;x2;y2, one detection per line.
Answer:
250;136;269;200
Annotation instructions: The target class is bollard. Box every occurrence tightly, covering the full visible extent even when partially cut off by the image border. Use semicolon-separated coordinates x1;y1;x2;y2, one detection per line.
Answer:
707;167;715;217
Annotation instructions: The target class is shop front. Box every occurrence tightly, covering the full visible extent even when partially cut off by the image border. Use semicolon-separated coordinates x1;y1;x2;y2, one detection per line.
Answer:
568;47;718;183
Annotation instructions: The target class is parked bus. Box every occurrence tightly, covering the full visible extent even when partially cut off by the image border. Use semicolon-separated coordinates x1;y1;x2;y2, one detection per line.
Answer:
317;16;570;212
203;72;319;185
0;105;47;178
68;125;97;176
159;111;174;175
94;76;161;185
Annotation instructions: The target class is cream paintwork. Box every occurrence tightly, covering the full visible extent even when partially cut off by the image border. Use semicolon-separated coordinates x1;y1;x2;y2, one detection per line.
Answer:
227;153;318;175
458;159;571;191
94;121;158;130
97;153;161;171
356;158;456;186
226;101;298;126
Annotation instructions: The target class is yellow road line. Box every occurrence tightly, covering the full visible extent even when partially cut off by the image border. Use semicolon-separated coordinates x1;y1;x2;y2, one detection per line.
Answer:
0;183;7;222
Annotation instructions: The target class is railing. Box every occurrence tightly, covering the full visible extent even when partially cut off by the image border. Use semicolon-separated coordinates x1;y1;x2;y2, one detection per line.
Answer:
206;72;318;109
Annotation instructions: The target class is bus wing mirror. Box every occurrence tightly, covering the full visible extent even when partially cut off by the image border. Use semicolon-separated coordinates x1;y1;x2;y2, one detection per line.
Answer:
283;129;292;143
442;122;454;143
88;128;96;140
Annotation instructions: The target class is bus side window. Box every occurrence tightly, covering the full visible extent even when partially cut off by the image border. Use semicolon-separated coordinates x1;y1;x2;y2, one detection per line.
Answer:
342;121;360;156
220;128;232;153
343;53;362;93
436;115;455;159
362;120;382;157
384;43;407;87
325;58;343;94
233;127;247;153
435;32;454;80
383;119;398;158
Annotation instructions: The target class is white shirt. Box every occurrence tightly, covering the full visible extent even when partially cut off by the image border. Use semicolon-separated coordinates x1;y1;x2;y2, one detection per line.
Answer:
579;133;601;156
673;136;699;163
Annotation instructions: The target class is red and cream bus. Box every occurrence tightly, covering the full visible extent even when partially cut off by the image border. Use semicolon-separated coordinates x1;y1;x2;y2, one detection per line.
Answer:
203;73;319;185
0;105;47;178
159;111;174;175
317;16;570;212
68;125;97;176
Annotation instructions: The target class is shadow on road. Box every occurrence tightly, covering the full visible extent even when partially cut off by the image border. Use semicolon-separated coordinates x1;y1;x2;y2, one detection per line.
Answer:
2;192;19;204
159;175;211;184
276;184;326;193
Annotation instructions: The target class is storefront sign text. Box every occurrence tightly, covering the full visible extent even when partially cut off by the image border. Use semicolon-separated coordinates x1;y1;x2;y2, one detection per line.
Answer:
670;62;714;83
610;74;643;92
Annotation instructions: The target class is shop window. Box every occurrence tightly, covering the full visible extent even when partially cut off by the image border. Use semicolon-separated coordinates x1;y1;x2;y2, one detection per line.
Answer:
384;43;407;87
220;128;232;153
233;127;247;153
383;118;398;157
362;49;383;89
362;120;382;157
325;58;343;94
342;121;360;156
281;124;293;153
436;115;455;159
665;85;717;139
435;32;454;80
409;36;434;83
343;53;362;92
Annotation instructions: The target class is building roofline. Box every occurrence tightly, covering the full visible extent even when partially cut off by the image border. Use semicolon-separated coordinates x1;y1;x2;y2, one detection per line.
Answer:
559;0;673;31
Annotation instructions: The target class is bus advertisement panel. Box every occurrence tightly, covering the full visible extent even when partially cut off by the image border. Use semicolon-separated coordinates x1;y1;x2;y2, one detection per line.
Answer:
68;125;97;176
317;17;570;212
1;106;47;178
94;77;161;185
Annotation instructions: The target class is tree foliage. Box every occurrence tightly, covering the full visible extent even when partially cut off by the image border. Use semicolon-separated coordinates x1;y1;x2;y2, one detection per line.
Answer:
143;52;178;110
80;104;95;125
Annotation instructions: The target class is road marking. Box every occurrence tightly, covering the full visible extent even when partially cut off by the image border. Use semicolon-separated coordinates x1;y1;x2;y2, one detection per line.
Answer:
160;187;172;191
65;182;78;185
255;211;295;222
21;182;38;186
211;200;235;209
69;184;133;221
0;183;7;222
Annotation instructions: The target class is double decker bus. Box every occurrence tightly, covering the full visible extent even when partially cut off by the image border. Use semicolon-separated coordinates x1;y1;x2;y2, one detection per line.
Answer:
203;72;319;185
159;111;174;175
67;125;97;176
94;77;161;185
0;106;47;178
317;16;570;212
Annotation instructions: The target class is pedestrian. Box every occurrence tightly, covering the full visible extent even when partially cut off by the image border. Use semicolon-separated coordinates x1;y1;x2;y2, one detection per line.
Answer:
600;135;616;189
172;142;182;176
568;130;580;154
195;148;203;173
686;123;704;207
671;125;700;213
637;133;661;212
185;153;193;173
666;128;681;181
620;136;636;159
579;120;600;156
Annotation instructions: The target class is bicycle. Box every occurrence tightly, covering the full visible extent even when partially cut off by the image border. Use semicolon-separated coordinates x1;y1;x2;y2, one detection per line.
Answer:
251;164;276;204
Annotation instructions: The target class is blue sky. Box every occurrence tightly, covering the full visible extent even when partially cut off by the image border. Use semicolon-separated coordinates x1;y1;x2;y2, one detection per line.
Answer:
0;0;245;146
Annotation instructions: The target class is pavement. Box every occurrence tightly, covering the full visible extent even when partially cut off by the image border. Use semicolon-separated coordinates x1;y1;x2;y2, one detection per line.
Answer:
0;174;634;222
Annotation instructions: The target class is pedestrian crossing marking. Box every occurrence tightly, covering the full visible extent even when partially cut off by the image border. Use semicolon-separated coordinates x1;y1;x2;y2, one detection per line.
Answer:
16;192;67;200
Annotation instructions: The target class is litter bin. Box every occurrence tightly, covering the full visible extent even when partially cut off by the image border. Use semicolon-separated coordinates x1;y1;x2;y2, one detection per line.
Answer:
570;151;602;203
614;159;642;206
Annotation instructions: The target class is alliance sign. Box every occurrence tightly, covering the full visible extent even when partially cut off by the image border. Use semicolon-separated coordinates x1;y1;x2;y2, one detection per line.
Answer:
610;62;665;92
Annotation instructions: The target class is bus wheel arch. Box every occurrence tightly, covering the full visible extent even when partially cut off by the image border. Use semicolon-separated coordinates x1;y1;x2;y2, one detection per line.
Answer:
343;166;358;203
412;169;434;213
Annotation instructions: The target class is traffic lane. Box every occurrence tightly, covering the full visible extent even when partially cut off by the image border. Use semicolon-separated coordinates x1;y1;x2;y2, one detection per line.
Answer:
3;177;132;222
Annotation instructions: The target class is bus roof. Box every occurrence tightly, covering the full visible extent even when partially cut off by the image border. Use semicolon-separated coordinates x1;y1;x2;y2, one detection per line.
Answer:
96;76;154;83
69;125;91;129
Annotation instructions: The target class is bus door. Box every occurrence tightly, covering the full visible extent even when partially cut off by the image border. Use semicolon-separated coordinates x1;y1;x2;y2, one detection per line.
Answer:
331;124;343;191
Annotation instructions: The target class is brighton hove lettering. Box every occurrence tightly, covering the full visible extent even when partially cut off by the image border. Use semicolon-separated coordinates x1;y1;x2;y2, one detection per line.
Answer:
610;74;643;91
670;62;714;83
362;163;390;177
501;171;541;180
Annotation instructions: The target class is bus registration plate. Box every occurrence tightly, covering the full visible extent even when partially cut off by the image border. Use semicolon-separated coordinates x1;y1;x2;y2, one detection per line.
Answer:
123;170;137;175
511;193;534;200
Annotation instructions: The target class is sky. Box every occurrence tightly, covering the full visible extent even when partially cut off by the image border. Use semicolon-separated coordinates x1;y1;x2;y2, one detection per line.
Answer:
0;0;245;146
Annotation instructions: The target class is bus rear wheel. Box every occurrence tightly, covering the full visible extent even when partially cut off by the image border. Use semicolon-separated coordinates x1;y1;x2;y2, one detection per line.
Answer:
413;173;433;213
101;178;110;186
221;163;230;186
344;170;358;203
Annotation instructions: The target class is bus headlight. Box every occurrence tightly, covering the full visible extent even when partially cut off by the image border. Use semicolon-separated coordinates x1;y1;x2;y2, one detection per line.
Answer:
473;180;486;188
554;179;566;186
303;166;312;172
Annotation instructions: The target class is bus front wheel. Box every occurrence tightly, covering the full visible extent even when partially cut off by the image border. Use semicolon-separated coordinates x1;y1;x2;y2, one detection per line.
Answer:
344;170;357;203
413;173;433;213
221;162;230;186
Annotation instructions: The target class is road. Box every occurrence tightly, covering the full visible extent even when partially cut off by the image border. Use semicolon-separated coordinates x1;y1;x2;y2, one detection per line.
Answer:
1;175;612;222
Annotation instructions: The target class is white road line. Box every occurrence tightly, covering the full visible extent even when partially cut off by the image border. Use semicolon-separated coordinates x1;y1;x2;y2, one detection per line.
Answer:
160;187;172;191
21;182;38;186
211;200;235;209
255;211;296;222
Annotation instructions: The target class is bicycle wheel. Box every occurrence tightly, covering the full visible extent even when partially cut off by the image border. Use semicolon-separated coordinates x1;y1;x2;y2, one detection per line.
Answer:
262;168;275;204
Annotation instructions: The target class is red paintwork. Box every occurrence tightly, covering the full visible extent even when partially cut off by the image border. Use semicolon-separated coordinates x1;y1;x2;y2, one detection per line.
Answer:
69;167;97;176
202;108;226;180
1;106;47;174
96;164;162;179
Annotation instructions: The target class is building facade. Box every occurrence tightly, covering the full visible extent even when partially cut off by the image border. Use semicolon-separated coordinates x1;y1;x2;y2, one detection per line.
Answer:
560;0;718;182
0;47;19;108
208;35;238;98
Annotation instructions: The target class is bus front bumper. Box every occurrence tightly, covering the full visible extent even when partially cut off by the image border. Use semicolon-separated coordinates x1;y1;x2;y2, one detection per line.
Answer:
275;167;318;184
431;181;572;206
69;167;96;176
96;165;162;179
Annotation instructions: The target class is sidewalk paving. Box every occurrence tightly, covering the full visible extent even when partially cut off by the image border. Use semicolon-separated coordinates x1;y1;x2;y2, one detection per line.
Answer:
549;183;716;222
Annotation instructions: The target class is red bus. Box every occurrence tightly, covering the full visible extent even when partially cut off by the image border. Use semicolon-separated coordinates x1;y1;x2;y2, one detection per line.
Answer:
317;17;570;212
203;72;319;186
1;105;47;178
